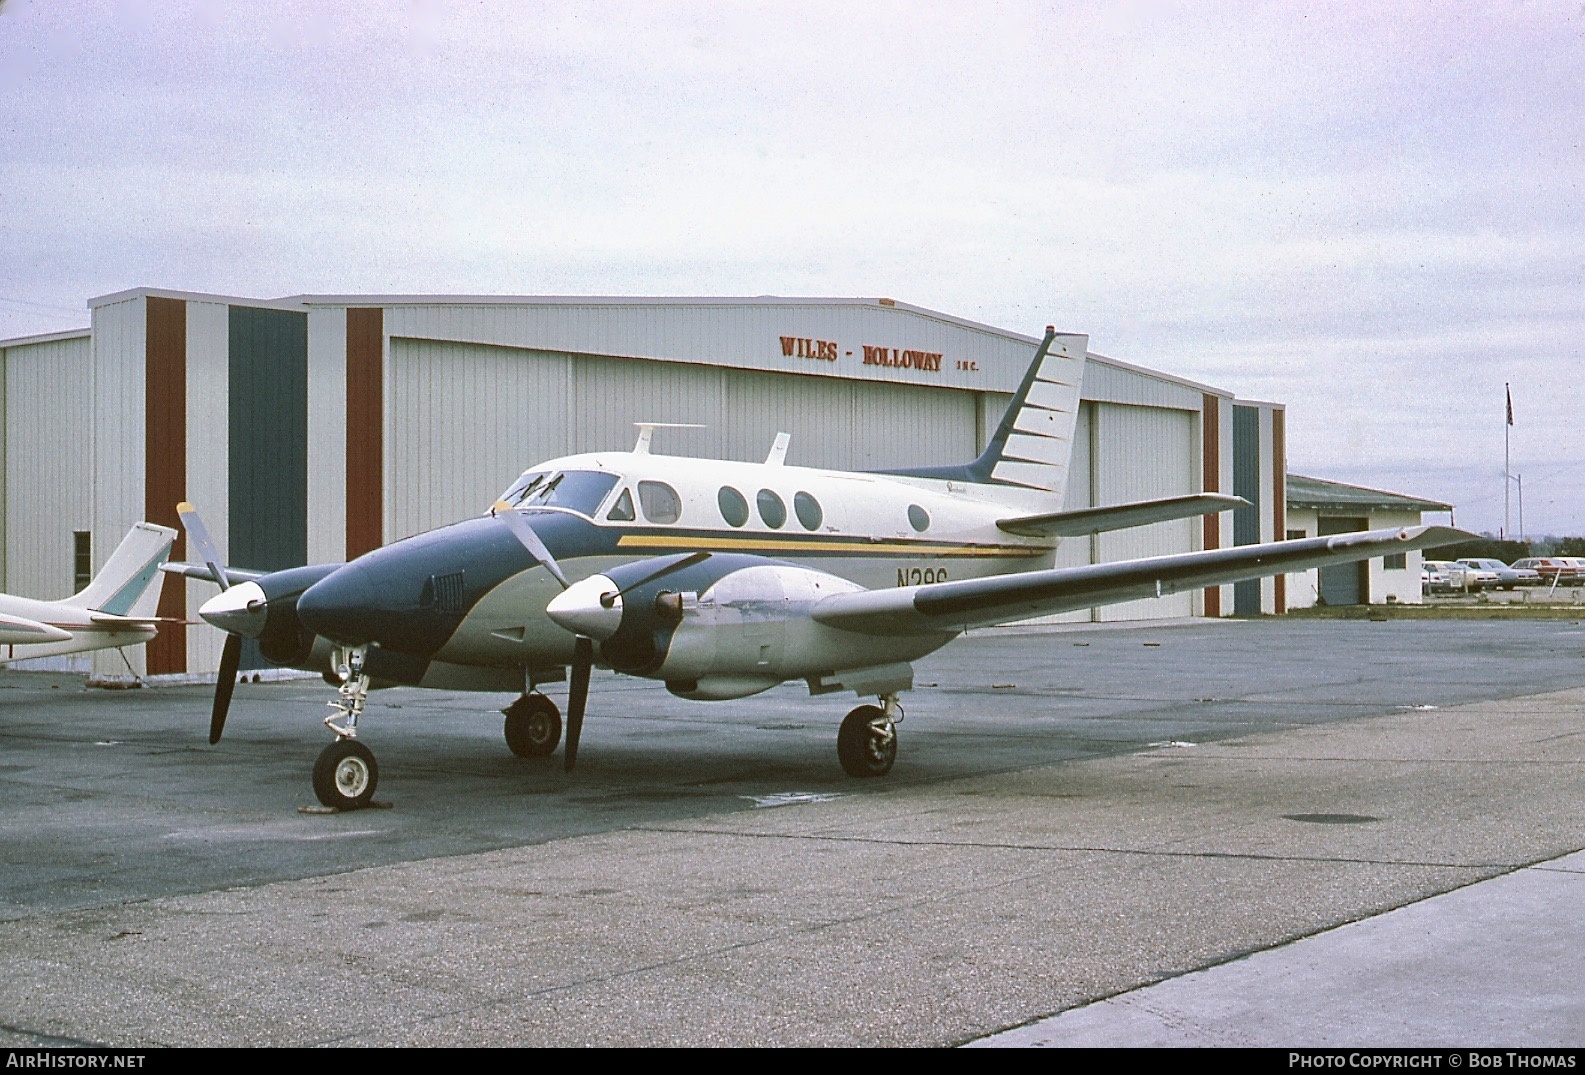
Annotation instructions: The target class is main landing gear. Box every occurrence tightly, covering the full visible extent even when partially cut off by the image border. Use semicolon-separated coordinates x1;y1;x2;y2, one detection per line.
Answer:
503;693;562;757
312;647;379;810
837;693;903;778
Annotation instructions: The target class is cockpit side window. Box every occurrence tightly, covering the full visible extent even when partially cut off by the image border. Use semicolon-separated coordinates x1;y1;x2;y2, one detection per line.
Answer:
638;480;683;524
606;488;636;522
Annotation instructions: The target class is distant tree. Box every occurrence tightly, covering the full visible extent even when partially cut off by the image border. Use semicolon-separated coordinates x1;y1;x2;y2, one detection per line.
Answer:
1423;538;1532;562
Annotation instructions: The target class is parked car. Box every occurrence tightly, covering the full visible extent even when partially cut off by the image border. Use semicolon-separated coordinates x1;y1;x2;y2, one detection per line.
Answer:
1423;560;1488;592
1555;557;1585;583
1512;558;1575;584
1456;558;1540;589
1422;560;1460;592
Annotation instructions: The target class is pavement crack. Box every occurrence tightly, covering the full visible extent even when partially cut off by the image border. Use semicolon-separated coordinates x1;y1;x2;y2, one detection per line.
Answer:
630;824;1521;871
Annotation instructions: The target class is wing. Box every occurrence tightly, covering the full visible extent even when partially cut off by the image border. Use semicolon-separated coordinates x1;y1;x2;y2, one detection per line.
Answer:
812;524;1471;636
0;613;73;645
159;562;268;586
997;493;1247;537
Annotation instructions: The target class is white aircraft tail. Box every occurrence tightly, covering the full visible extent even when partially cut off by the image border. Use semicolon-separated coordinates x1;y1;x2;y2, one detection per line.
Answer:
873;326;1085;506
62;522;178;617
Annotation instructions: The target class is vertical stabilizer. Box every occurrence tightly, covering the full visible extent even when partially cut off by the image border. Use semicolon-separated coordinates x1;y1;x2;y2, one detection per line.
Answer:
64;522;178;617
873;327;1086;504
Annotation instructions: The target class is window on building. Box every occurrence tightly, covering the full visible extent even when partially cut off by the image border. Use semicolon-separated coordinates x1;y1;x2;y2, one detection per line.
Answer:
1286;529;1307;541
1384;553;1407;570
73;531;91;594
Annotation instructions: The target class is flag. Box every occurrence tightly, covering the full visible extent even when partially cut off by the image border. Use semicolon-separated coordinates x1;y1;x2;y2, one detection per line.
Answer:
1506;384;1513;426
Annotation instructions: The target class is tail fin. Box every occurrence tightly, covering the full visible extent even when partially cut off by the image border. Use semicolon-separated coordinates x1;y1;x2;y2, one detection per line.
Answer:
873;326;1086;501
63;522;178;617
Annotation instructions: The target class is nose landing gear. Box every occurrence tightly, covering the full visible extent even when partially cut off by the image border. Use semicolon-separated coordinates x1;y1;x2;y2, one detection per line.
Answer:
312;647;380;810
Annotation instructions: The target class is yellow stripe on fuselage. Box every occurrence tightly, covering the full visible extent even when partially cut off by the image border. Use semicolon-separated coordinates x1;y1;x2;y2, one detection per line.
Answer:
615;534;1047;557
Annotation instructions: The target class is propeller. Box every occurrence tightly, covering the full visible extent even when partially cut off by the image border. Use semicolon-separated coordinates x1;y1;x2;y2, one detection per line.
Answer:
491;500;571;588
490;503;710;771
178;503;243;744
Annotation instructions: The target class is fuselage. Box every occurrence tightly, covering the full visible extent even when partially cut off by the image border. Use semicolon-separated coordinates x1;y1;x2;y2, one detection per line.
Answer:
0;593;157;663
294;450;1061;684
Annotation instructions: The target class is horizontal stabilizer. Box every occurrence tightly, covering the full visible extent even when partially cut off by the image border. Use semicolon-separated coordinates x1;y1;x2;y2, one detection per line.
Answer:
160;562;268;586
813;525;1473;637
0;613;73;645
998;493;1248;537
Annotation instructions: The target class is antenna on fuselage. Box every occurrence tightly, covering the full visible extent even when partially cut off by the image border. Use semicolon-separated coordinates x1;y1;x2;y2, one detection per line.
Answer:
632;423;706;455
765;432;790;465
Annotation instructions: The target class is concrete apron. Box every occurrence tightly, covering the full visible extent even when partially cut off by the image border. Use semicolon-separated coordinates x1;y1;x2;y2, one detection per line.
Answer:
3;687;1583;1048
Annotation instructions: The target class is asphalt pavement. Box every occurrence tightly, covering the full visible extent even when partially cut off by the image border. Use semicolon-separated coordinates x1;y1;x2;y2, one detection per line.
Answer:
1;617;1582;1046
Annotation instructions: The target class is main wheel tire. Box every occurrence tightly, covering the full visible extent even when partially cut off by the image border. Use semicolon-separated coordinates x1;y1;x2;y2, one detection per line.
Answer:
837;704;897;777
504;694;562;757
312;739;379;810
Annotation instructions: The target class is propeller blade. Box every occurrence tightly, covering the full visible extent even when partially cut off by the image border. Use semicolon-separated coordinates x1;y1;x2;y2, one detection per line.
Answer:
606;551;712;606
564;635;592;772
210;633;242;744
492;501;572;590
177;502;230;591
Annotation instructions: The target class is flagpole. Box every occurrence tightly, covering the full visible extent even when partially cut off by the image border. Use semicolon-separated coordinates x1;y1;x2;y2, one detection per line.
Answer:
1504;383;1512;541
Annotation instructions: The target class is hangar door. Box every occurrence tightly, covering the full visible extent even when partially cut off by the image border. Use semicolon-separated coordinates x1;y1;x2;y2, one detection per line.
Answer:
1317;517;1369;605
385;339;978;541
1092;402;1198;621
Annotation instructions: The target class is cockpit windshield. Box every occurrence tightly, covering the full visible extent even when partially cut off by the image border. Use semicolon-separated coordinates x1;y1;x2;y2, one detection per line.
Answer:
494;470;621;517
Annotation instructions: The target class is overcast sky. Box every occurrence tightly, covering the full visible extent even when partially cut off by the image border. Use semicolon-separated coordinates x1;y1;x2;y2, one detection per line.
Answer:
2;1;1580;536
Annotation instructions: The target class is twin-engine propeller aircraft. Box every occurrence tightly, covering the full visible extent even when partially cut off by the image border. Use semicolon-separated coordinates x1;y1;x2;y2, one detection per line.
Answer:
169;328;1466;810
0;522;175;664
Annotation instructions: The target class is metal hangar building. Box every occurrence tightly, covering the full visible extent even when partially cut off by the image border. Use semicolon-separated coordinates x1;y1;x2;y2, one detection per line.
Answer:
0;289;1288;678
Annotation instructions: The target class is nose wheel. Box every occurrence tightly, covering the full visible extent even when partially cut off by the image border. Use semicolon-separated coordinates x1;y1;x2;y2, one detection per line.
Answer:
312;738;379;810
503;693;563;757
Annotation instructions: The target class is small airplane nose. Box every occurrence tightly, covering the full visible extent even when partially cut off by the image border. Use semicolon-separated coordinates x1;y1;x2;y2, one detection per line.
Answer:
199;581;269;638
296;563;381;646
545;575;623;640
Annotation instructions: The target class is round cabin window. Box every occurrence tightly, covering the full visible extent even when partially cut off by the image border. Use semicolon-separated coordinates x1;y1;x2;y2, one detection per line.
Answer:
757;489;787;529
908;504;930;532
794;491;823;531
718;486;749;528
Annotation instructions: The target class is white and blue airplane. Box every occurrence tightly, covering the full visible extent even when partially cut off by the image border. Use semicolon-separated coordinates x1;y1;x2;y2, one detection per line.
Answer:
0;522;176;664
171;329;1466;810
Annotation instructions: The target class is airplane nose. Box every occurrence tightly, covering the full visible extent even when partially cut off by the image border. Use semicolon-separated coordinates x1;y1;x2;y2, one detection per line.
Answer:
545;574;623;640
296;563;382;646
199;581;270;638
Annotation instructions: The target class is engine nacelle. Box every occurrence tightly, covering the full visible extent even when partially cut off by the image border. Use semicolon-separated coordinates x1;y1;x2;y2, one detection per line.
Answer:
546;553;953;697
199;564;340;668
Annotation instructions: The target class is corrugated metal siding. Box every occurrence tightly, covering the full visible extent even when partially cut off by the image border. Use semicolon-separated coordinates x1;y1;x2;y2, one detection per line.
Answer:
387;339;979;541
1083;357;1207;411
381;301;1083;397
1092;402;1196;620
229;306;308;668
145;296;186;674
1232;404;1262;615
88;298;147;675
305;306;348;565
184;300;230;677
5;334;94;602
